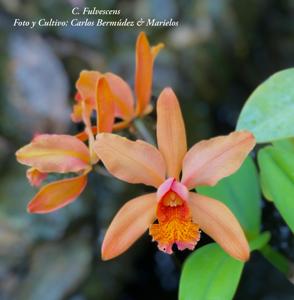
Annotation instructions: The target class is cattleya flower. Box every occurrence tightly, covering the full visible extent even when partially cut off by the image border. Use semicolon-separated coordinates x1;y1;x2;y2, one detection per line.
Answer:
15;78;117;213
73;32;164;141
94;88;256;261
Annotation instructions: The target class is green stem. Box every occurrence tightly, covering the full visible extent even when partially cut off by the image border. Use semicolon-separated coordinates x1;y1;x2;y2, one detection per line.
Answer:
133;118;155;145
260;244;293;278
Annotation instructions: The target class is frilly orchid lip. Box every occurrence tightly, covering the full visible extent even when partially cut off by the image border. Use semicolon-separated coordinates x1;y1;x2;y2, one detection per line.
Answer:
95;87;255;262
26;168;48;187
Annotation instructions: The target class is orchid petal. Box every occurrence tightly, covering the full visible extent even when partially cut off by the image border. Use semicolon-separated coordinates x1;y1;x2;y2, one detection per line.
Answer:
102;193;157;260
76;70;101;103
151;43;164;59
181;131;256;189
16;134;91;173
105;72;135;120
96;77;115;133
94;133;166;188
157;88;187;180
189;192;250;261
28;174;88;213
135;32;163;116
75;71;101;143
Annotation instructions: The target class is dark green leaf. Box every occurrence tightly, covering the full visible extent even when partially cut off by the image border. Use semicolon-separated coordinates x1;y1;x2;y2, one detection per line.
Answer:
258;142;294;232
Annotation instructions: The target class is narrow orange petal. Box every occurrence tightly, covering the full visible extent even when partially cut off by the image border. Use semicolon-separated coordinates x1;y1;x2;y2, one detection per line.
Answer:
76;70;101;102
157;88;187;180
96;77;115;133
28;175;88;213
151;43;164;59
181;131;256;189
189;192;250;261
80;98;95;135
105;72;135;120
94;133;166;188
135;32;162;116
76;71;101;143
16;134;91;173
102;193;157;260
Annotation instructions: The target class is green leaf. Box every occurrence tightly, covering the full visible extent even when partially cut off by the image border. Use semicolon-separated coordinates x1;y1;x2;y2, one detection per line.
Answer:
260;171;273;201
272;137;294;152
236;68;294;143
179;243;244;300
258;142;294;232
197;157;261;240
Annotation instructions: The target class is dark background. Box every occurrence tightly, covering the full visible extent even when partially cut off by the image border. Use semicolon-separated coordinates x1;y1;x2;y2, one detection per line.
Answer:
0;0;294;299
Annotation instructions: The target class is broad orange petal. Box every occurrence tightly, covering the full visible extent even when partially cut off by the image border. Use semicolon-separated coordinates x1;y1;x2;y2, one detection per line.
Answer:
181;131;256;189
16;134;91;173
102;193;157;260
156;88;187;180
96;77;115;133
105;72;135;120
135;32;163;116
189;192;250;261
94;133;166;188
28;174;88;213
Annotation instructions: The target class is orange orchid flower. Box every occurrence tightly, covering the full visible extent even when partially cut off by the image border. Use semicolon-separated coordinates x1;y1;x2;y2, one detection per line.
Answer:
16;134;91;213
93;87;256;261
15;77;116;213
72;32;164;140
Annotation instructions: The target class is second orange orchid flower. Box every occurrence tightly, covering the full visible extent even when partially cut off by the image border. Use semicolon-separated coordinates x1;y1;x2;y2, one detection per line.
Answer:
15;78;117;213
94;88;256;262
73;32;164;140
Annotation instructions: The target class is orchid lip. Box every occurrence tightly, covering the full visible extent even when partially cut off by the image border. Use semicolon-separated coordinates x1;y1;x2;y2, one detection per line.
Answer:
151;179;200;254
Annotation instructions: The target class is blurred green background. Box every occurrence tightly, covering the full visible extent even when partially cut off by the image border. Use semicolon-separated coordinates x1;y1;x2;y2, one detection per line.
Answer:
0;0;294;299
